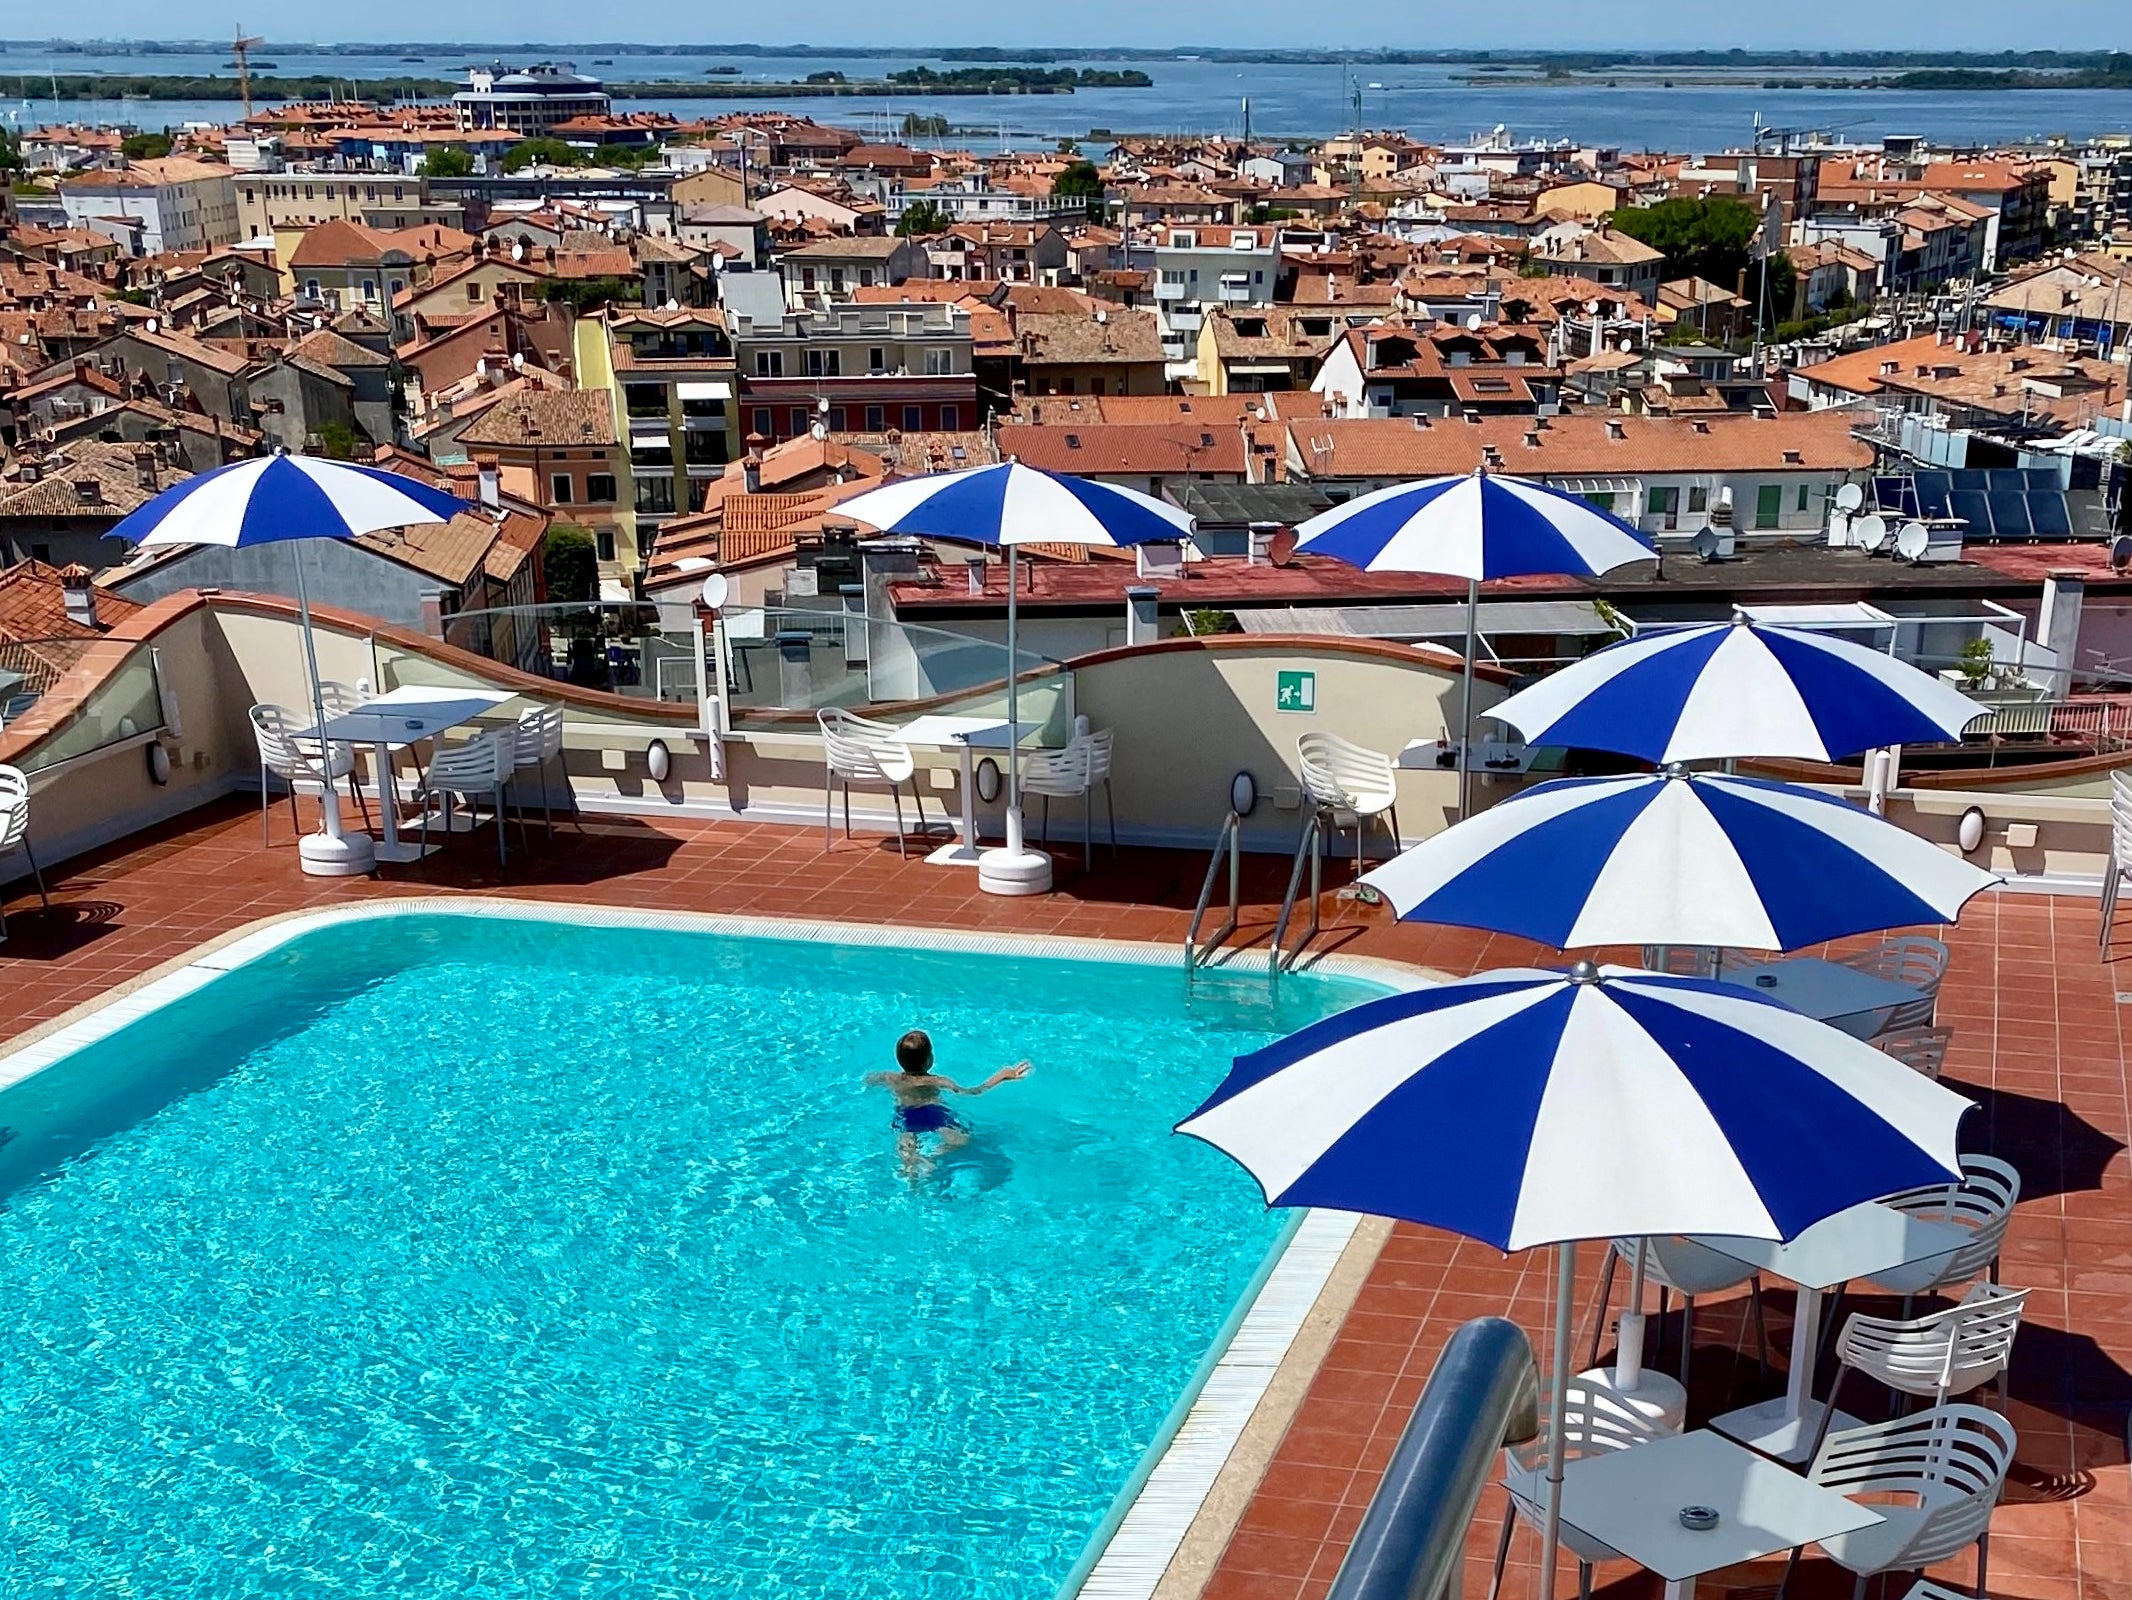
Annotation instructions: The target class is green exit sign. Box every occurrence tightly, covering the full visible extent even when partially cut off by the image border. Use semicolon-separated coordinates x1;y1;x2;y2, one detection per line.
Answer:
1276;669;1317;714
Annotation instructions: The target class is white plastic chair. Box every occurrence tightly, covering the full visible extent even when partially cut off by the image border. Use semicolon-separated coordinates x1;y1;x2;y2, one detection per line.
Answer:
508;703;567;842
1080;724;1118;859
250;702;366;845
414;729;511;870
1487;1376;1665;1600
1639;945;1721;978
1296;731;1400;874
1866;1155;2021;1310
0;764;51;942
1827;1283;2028;1422
1604;1235;1770;1392
1807;1403;2018;1600
1839;934;1949;1034
1876;1025;1954;1081
818;707;932;858
1021;739;1097;871
2101;771;2132;954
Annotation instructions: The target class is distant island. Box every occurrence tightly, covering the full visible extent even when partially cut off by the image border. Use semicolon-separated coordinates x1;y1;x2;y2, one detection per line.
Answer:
17;62;1153;103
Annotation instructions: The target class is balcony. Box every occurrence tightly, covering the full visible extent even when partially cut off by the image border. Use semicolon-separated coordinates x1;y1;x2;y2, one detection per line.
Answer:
1153;279;1186;301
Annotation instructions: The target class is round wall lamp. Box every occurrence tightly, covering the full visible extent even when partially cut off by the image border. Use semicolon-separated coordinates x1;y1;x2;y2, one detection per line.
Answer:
975;757;1003;804
1957;806;1987;855
646;739;672;783
147;742;172;786
1230;770;1257;817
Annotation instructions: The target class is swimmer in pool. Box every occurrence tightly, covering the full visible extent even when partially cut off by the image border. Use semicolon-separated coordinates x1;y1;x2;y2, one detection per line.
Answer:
866;1029;1030;1179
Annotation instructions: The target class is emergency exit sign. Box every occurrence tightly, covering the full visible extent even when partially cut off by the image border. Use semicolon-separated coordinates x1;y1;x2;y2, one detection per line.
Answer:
1276;670;1317;713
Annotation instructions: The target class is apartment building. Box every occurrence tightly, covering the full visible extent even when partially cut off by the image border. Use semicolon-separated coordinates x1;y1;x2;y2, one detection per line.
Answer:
57;159;240;256
577;306;740;545
731;302;977;445
234;169;464;239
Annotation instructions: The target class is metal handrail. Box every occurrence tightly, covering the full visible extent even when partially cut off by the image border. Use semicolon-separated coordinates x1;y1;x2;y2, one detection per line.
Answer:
1184;810;1242;969
1270;809;1327;975
1324;1317;1541;1600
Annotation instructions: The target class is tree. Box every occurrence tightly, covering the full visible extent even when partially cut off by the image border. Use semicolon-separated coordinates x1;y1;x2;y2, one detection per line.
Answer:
896;200;949;237
1609;196;1761;289
315;420;364;460
122;130;173;161
1051;158;1106;221
419;144;475;178
592;142;660;170
543;524;598;604
0;128;23;175
502;137;583;174
539;275;643;313
900;112;949;139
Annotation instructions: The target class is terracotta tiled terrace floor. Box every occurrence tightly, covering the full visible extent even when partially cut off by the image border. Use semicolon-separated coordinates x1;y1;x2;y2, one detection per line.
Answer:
2;800;2127;1600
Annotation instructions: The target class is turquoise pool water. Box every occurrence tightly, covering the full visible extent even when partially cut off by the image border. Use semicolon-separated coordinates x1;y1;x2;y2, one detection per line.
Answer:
0;913;1384;1596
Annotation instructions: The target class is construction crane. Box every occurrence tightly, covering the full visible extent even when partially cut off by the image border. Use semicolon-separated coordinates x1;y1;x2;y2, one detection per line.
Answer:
230;27;265;121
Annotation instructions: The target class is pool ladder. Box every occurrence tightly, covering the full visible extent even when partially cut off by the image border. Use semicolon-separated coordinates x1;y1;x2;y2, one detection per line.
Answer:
1184;810;1330;978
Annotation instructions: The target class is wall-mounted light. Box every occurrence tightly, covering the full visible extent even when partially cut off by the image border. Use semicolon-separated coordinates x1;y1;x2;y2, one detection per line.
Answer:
975;757;1003;804
147;742;172;786
1957;806;1987;855
1230;770;1257;817
646;739;672;783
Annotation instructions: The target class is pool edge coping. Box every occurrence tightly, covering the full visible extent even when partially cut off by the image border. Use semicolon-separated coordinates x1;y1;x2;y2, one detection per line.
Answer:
0;896;1444;1595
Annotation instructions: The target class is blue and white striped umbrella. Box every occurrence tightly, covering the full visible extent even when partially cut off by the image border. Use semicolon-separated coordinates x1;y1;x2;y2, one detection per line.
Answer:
837;464;1193;874
834;460;1194;550
112;453;472;549
1177;964;1969;1252
1359;769;2000;952
1488;614;1986;764
1290;467;1656;581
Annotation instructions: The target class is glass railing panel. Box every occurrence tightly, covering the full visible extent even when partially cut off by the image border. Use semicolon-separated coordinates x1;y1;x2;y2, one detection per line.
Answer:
7;643;165;773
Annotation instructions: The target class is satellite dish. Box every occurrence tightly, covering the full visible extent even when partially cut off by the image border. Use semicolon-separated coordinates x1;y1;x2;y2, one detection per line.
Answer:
511;351;525;370
1856;514;1890;553
2111;533;2132;572
144;317;159;334
1094;307;1108;323
1896;521;1930;563
665;297;679;311
817;397;831;415
1465;312;1483;330
699;572;731;611
1691;527;1721;562
810;421;828;441
1834;483;1865;513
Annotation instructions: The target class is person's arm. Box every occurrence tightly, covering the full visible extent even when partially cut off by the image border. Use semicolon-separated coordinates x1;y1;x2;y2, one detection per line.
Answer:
862;1071;900;1087
948;1060;1032;1095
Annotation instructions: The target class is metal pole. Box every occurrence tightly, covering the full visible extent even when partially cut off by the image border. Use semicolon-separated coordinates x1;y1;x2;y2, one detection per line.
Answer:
292;544;343;848
1538;1240;1577;1600
1005;541;1024;855
1458;576;1479;820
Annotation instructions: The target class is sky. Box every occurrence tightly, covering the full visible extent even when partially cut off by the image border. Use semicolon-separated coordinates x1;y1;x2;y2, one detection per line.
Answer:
25;2;2132;51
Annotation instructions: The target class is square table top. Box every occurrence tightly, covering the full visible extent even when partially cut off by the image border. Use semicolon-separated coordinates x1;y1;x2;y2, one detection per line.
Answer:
1720;957;1923;1032
894;714;1020;749
304;686;517;747
1697;1197;1971;1291
1556;1429;1882;1582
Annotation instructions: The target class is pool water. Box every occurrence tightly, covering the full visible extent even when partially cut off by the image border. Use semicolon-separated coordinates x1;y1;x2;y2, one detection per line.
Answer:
0;913;1384;1597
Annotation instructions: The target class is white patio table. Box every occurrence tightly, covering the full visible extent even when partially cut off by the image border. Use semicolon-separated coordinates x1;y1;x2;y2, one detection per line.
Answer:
1698;1199;1969;1463
1719;956;1927;1039
894;713;1018;867
301;685;517;863
1552;1427;1883;1600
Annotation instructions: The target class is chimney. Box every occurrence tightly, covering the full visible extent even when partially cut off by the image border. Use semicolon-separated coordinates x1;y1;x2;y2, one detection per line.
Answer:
72;477;103;506
132;445;157;490
60;565;99;628
965;555;986;595
1124;584;1160;647
1605;418;1626;440
743;451;763;493
474;452;501;509
1247;520;1277;566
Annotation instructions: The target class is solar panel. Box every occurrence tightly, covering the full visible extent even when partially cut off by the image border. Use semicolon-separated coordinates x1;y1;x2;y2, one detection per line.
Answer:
1985;469;2029;493
1988;492;2033;537
2022;469;2062;493
1949;469;1989;494
1915;478;1954;518
1950;490;1993;533
2026;494;2073;536
1874;477;1919;517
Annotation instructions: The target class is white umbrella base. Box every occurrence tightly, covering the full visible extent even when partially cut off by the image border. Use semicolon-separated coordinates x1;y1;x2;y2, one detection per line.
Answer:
300;829;376;876
978;845;1052;896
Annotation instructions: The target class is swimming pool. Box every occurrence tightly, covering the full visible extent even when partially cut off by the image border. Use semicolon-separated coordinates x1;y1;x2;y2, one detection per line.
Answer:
0;906;1391;1596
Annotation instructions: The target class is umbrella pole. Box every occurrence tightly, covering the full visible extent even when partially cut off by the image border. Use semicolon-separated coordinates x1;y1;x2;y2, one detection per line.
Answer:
1458;577;1479;821
1539;1240;1576;1600
1005;542;1022;854
1615;1237;1648;1390
291;545;371;876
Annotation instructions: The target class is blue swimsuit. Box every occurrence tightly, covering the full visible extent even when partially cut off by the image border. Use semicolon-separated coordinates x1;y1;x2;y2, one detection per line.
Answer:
893;1102;964;1135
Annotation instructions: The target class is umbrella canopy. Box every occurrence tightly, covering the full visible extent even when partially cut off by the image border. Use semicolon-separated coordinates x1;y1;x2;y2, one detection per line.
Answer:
1488;614;1985;764
1291;469;1653;818
1358;769;2000;952
1177;964;1969;1253
1290;468;1657;581
833;461;1194;549
113;454;471;549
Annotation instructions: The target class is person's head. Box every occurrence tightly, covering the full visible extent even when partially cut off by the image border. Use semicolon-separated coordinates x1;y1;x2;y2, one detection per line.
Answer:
895;1029;935;1076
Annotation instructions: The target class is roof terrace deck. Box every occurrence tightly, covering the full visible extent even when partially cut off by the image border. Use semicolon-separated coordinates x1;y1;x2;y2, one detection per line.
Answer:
0;805;2122;1600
